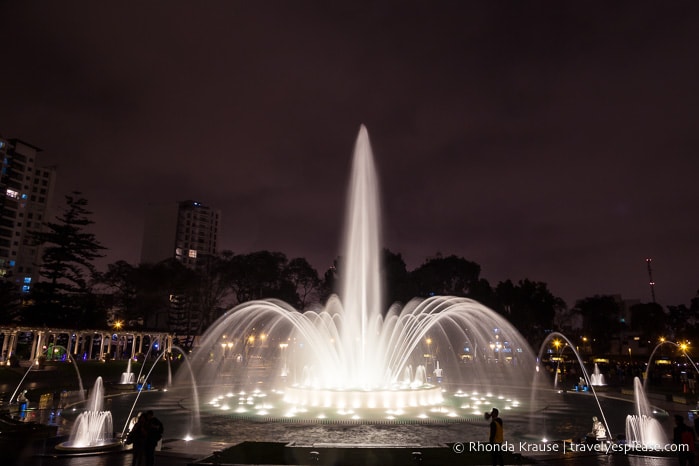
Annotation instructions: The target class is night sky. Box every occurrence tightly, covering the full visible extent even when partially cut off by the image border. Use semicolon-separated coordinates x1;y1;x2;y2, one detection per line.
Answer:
1;2;698;307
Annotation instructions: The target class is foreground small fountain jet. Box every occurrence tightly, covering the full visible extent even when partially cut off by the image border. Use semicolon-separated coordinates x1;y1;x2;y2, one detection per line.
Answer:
57;377;120;451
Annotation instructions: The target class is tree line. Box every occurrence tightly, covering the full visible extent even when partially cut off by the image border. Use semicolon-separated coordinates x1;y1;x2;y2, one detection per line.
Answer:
0;193;697;352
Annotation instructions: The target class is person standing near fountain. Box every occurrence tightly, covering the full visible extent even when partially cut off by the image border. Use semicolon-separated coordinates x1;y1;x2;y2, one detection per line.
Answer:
485;407;504;466
144;410;164;466
126;413;147;466
673;414;696;466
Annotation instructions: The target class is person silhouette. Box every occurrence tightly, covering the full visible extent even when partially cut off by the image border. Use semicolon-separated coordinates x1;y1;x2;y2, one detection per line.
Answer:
126;413;147;466
674;414;696;466
485;407;504;466
144;410;164;466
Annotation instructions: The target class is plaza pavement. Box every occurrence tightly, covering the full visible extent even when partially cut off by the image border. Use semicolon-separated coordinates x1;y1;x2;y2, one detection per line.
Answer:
4;368;696;466
14;438;693;466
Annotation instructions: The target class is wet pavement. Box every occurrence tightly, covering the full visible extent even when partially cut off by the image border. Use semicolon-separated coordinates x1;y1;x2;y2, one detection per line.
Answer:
12;439;231;466
6;438;694;466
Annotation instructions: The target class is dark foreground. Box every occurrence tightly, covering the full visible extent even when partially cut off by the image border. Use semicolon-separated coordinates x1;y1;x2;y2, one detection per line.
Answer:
6;438;694;466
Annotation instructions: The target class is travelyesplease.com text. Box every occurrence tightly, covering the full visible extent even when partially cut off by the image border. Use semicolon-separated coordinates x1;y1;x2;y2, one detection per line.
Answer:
452;440;690;455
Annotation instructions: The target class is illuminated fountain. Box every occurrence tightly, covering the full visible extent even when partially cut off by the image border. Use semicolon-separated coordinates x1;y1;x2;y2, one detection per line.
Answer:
534;332;611;441
180;126;537;421
590;363;606;386
644;340;699;387
57;377;120;451
118;358;136;387
625;377;667;449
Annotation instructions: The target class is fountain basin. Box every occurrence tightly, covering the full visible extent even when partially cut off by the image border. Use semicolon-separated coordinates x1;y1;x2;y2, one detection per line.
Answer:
114;383;137;391
55;439;123;453
283;385;444;410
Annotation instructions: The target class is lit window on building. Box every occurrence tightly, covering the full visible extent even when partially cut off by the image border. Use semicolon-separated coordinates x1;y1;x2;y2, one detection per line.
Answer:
23;277;31;284
6;188;19;199
188;250;197;258
22;285;30;293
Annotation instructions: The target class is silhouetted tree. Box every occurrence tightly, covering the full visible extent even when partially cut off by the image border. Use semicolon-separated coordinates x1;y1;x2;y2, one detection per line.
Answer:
318;262;338;304
468;277;497;309
32;192;105;293
411;254;481;297
629;302;667;341
667;290;699;341
100;259;195;332
25;192;106;327
494;279;565;346
573;295;623;353
381;249;414;307
190;251;237;331
229;251;296;304
283;257;321;310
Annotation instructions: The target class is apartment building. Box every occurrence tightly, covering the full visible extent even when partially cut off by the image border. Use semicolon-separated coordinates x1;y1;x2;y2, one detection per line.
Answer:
0;137;56;293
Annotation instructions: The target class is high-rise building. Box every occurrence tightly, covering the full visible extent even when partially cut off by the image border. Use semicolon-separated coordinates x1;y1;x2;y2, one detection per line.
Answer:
140;200;221;267
141;200;221;333
0;137;56;293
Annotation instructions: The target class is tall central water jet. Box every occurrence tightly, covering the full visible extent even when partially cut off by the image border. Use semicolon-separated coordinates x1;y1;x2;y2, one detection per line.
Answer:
180;126;536;420
339;126;382;387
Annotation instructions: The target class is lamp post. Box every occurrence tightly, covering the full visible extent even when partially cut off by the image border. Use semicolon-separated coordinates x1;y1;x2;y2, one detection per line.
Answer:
423;337;434;381
552;339;563;388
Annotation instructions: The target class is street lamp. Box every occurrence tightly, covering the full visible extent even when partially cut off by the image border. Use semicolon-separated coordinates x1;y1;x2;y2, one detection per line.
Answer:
551;339;564;388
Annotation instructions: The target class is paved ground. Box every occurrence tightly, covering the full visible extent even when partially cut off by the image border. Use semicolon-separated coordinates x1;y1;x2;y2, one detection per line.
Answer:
14;439;231;466
9;439;694;466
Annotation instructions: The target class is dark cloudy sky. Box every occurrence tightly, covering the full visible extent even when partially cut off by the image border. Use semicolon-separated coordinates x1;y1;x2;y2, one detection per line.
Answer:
1;1;698;307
